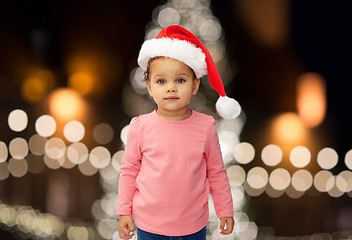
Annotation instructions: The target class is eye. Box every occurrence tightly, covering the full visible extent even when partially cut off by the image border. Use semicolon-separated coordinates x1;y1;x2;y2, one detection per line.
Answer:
157;79;166;84
176;78;186;83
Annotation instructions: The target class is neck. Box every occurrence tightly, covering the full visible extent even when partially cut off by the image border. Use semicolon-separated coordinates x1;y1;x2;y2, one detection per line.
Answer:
156;108;192;121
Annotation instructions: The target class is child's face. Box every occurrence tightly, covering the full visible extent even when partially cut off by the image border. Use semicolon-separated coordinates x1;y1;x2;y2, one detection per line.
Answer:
146;57;200;119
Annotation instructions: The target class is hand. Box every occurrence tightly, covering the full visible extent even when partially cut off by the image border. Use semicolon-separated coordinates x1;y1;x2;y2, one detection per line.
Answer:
220;217;235;235
118;215;135;239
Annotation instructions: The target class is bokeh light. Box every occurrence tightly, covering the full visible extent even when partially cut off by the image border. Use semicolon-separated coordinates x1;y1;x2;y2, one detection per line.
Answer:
67;142;89;164
111;150;124;172
44;154;63;170
0;162;10;180
0;141;8;163
296;72;326;127
35;115;57;137
89;146;111;169
21;69;55;102
227;165;246;187
93;123;114;145
9;137;29;159
289;146;311;168
44;137;66;159
78;159;98;176
29;134;47;156
269;168;291;191
68;72;95;96
261;144;282;167
48;88;86;122
272;112;306;144
234;142;255;164
246;167;268;189
344;149;352;170
67;226;89;240
8;109;28;132
219;131;239;164
157;7;180;27
120;125;129;146
336;170;352;193
27;154;46;174
291;169;313;192
317;147;338;170
314;170;334;192
199;19;222;42
63;121;85;142
8;158;28;177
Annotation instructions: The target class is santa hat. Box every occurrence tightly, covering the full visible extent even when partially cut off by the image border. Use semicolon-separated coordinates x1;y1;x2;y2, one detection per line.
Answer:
138;25;241;119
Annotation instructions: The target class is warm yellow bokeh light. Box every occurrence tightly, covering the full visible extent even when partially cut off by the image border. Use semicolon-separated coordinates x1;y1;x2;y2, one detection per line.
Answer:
48;88;86;122
272;112;307;144
296;72;326;127
21;70;55;102
68;72;95;95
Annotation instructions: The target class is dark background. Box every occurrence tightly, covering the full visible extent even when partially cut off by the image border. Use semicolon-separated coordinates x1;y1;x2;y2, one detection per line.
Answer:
1;0;352;239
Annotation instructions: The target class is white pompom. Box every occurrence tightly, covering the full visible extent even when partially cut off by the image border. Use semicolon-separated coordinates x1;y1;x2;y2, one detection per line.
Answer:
215;96;241;119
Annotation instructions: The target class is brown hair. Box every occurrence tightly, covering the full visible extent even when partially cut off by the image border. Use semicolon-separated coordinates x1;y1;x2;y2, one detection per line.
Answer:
143;56;196;81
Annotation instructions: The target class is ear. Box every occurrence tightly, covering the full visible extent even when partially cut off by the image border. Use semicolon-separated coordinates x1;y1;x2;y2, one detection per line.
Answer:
145;80;153;97
192;78;200;95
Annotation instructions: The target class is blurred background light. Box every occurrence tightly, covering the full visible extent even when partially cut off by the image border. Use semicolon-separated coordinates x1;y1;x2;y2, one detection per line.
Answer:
0;141;8;163
89;146;111;169
227;165;246;187
29;134;47;156
44;154;63;170
336;170;352;193
269;168;291;191
27;154;46;174
296;72;326;128
317;147;338;170
93;123;114;145
9;137;29;159
344;149;352;170
314;170;335;192
289;146;311;168
35;115;57;137
261;144;282;166
78;159;98;176
291;169;313;192
219;131;239;164
68;72;95;96
21;69;55;102
111;150;124;173
8;158;28;178
67;142;89;164
246;167;268;189
8;109;28;132
272;112;307;144
234;142;255;164
63;120;85;142
48;88;86;122
158;7;180;27
44;137;66;159
199;19;222;42
0;162;10;180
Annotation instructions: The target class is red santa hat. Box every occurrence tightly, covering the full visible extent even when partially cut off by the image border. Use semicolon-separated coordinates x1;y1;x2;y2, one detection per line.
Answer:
138;25;241;119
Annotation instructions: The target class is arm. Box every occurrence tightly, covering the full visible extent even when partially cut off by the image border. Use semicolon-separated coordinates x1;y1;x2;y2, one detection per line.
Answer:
116;118;142;216
205;119;234;234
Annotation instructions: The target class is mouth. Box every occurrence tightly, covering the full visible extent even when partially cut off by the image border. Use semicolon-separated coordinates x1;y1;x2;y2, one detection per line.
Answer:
164;96;179;101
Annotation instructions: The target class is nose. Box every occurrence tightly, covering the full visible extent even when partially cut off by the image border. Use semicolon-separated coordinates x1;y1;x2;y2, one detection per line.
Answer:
166;82;177;93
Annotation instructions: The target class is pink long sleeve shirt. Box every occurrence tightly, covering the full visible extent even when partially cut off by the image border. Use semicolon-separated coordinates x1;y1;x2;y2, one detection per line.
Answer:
116;110;233;236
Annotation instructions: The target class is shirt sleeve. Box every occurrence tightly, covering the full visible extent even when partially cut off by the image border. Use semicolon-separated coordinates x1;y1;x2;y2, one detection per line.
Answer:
116;117;143;216
205;118;234;218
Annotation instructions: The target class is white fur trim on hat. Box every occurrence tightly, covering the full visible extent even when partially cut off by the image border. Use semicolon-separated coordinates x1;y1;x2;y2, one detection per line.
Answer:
216;96;241;119
137;38;207;78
